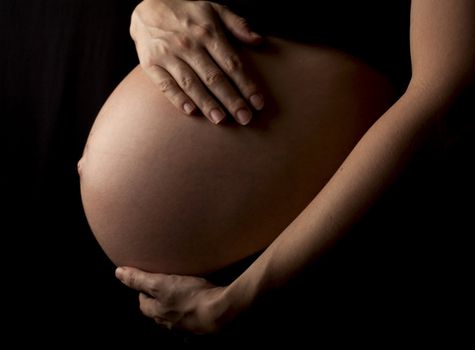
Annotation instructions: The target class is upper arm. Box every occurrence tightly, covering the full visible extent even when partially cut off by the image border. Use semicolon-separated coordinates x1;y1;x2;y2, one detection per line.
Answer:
409;0;475;95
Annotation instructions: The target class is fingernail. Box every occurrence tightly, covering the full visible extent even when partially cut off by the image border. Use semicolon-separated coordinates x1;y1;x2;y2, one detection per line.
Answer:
250;94;264;110
236;108;252;125
183;102;195;115
115;267;125;279
250;31;262;39
210;108;225;124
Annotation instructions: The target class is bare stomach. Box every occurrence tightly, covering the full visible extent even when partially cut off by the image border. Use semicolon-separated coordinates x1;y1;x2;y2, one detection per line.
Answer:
79;37;396;275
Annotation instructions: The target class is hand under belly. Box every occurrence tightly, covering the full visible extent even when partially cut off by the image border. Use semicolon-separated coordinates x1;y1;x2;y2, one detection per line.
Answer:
79;37;396;275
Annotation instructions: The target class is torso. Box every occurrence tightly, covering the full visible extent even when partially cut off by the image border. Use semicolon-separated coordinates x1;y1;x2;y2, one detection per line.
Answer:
79;37;399;275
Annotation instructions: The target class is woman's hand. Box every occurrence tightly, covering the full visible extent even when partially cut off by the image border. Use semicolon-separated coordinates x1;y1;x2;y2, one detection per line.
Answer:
115;267;240;334
130;0;265;125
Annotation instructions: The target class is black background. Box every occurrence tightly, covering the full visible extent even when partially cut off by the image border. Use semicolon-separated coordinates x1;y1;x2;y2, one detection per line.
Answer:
3;0;474;346
2;0;167;345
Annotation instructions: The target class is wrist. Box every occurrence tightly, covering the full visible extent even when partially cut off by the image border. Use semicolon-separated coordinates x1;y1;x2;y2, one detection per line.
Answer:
225;275;259;314
208;280;257;329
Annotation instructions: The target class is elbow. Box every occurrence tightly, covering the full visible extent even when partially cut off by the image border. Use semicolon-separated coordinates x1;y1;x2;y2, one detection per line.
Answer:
409;55;475;102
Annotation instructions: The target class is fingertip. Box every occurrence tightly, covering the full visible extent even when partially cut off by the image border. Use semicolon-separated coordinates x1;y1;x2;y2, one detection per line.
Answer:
115;267;126;279
218;6;262;45
183;102;196;115
236;108;252;125
238;30;263;45
250;93;264;111
249;31;263;42
210;108;226;124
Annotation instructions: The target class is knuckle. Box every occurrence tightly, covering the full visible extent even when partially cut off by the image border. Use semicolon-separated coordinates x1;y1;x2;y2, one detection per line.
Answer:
158;77;177;93
140;56;155;69
193;23;216;40
127;273;137;288
189;54;204;69
175;34;193;50
157;45;171;56
223;54;242;73
204;69;224;86
180;75;195;90
149;280;163;296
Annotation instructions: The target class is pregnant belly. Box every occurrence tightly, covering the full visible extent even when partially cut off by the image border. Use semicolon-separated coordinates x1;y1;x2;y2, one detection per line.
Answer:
79;37;396;275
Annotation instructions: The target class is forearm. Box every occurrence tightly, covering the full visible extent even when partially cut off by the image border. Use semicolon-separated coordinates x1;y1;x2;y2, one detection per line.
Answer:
224;84;453;312
223;0;475;314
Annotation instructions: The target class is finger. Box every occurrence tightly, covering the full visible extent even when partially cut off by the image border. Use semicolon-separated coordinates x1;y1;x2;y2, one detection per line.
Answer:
138;292;180;320
184;49;253;125
206;34;265;113
115;267;165;296
163;58;227;124
211;3;262;45
153;316;174;331
200;6;265;113
141;64;197;116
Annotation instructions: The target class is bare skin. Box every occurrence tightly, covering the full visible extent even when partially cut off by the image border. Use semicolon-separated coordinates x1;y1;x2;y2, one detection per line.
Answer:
79;37;396;275
81;0;475;336
130;0;264;124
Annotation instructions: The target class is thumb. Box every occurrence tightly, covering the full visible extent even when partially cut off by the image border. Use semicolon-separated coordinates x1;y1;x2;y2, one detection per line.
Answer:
212;4;263;44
